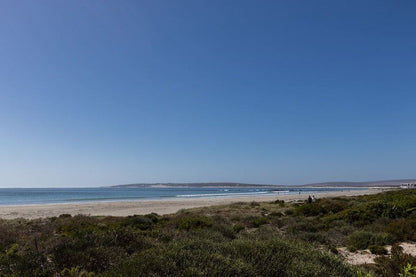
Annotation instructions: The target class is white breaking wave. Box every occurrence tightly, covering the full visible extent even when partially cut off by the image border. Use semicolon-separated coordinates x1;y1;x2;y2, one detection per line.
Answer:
176;191;271;198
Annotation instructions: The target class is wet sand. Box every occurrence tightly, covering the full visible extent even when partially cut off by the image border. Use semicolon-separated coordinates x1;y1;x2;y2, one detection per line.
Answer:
0;188;386;220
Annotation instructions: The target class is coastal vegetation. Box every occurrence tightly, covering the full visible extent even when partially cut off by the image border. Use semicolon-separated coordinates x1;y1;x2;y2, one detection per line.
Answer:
0;189;415;276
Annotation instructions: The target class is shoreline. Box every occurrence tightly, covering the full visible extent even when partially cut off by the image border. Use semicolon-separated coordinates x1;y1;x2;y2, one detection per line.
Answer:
0;187;373;208
0;188;388;220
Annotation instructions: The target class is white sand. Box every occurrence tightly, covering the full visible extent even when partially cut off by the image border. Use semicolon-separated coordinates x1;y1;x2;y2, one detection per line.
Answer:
0;188;384;220
339;242;416;265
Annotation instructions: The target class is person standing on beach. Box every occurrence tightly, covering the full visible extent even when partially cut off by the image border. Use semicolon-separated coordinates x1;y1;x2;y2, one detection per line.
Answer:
312;195;316;203
308;195;312;204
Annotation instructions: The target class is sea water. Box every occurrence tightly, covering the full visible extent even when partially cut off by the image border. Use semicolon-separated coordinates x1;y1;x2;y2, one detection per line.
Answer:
0;187;365;206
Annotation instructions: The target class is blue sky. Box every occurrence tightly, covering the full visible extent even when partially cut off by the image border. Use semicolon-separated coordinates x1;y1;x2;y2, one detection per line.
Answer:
0;1;415;187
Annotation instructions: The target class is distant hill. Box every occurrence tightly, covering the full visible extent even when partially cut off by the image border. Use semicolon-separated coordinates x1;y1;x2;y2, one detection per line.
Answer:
301;179;416;187
111;179;416;188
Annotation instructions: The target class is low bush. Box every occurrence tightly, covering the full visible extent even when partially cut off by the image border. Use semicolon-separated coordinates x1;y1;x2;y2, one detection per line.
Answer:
374;244;416;277
176;216;214;230
286;219;318;234
102;238;355;277
61;266;96;277
249;216;269;228
347;231;393;251
295;198;349;216
233;224;245;233
296;231;327;244
295;203;327;216
212;223;236;239
369;245;387;255
121;214;156;230
250;201;260;207
386;219;416;241
269;211;284;217
284;208;294;216
273;199;285;207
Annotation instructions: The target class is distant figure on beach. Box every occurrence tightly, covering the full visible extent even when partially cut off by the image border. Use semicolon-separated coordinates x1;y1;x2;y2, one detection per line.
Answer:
308;195;312;204
312;195;316;203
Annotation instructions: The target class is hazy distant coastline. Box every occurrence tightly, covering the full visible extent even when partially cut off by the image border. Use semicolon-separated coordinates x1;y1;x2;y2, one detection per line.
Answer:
111;178;416;188
111;182;276;188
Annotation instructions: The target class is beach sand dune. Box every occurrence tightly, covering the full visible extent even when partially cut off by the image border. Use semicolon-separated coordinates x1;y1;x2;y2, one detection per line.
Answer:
0;188;384;220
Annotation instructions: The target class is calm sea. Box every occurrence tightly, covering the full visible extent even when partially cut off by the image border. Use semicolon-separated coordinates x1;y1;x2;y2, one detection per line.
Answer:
0;187;365;206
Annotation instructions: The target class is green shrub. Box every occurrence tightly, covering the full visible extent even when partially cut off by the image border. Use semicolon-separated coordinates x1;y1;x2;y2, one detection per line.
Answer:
102;238;355;277
343;208;375;226
295;198;349;217
400;263;416;277
233;224;245;233
329;245;339;254
374;244;416;277
274;199;285;207
369;245;387;255
285;208;294;216
269;211;284;217
286;219;322;236
61;266;96;277
347;231;393;251
295;203;327;216
59;214;72;218
296;232;327;243
386;219;416;241
176;216;214;230
250;201;260;207
250;216;269;228
212;223;236;239
121;215;155;230
372;232;394;246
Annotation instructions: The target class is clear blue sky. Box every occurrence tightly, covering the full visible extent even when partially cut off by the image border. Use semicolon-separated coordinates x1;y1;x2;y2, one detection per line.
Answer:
1;1;415;187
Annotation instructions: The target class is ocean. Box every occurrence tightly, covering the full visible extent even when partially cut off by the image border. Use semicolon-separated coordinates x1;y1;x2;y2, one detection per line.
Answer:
0;187;365;206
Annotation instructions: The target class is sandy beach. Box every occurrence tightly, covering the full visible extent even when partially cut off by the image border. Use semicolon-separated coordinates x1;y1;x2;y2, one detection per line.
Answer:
0;188;387;220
